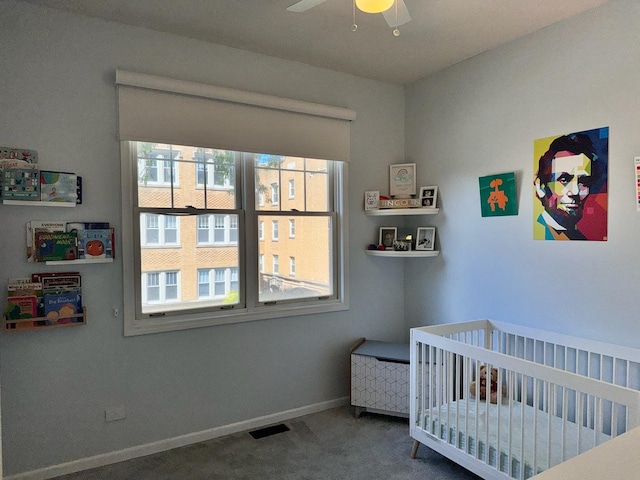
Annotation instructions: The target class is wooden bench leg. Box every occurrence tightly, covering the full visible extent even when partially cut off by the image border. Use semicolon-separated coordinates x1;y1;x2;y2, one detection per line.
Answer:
410;440;420;459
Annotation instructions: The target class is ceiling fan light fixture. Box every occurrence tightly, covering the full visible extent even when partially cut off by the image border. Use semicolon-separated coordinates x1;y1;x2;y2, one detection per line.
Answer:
355;0;394;14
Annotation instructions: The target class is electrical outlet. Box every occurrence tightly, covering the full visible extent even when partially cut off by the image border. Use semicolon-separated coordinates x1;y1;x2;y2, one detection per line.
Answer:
113;308;119;317
105;406;126;422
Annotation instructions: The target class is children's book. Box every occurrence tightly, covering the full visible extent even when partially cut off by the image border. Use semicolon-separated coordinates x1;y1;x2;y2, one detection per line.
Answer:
5;296;38;328
5;278;42;328
27;221;66;261
39;171;78;203
34;231;78;262
33;272;81;291
0;147;38;169
77;229;113;259
2;168;40;200
44;292;82;325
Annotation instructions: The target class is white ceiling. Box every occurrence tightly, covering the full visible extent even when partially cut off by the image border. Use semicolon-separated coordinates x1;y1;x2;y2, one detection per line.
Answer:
20;0;608;84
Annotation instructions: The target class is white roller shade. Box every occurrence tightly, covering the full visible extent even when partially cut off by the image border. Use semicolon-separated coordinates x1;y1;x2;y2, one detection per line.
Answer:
116;70;355;162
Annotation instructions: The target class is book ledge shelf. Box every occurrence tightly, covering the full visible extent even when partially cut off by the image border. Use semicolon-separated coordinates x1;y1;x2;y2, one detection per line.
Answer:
365;250;439;257
45;258;114;265
2;199;76;207
365;208;439;216
4;307;87;331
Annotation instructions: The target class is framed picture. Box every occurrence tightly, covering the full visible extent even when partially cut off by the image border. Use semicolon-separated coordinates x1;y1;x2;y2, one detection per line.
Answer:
364;190;379;210
379;227;397;250
415;227;436;251
389;163;416;198
419;186;438;208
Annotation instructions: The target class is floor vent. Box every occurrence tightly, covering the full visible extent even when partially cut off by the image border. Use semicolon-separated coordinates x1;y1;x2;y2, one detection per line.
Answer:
249;423;290;439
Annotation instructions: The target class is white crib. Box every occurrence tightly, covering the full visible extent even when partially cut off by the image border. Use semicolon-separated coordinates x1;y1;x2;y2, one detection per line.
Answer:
410;320;640;480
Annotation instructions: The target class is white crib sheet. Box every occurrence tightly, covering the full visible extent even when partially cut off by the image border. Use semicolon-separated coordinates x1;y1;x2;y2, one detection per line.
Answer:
418;399;611;479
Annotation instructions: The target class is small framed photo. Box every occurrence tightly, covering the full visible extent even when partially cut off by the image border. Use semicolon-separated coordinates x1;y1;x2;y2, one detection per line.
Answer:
390;163;416;198
415;227;436;251
379;227;397;250
364;190;379;210
419;186;438;208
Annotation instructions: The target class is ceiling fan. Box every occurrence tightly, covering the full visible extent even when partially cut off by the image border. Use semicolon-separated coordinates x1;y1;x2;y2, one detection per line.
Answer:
287;0;411;34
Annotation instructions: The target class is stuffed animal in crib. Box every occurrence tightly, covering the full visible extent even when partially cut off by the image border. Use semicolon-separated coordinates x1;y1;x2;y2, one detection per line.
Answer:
469;365;507;404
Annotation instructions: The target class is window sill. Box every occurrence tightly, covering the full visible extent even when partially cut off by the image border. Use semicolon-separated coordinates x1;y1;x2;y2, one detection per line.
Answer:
124;298;349;336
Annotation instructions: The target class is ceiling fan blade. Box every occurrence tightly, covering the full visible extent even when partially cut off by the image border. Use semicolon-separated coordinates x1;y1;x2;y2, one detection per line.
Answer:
382;0;411;28
287;0;327;13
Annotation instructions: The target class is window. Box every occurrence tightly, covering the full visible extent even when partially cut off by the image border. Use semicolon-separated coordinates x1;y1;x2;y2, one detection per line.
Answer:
143;271;180;304
196;214;238;245
141;214;180;246
137;146;179;186
198;267;238;301
117;70;353;335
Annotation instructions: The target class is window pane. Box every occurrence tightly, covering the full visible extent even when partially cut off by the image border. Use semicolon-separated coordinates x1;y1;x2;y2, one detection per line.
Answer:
137;144;236;209
198;269;210;298
256;156;329;213
197;215;210;244
258;215;333;302
139;214;240;314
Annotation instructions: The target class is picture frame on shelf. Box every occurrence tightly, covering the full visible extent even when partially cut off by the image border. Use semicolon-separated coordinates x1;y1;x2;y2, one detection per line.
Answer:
379;227;397;250
419;186;438;208
415;227;436;251
389;163;416;198
364;190;379;210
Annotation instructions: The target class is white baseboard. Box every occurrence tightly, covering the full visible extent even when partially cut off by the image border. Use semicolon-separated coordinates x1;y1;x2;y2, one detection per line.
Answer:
5;397;349;480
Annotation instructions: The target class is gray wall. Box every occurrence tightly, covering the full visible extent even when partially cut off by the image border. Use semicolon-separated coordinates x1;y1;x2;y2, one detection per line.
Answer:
404;0;640;347
0;2;407;476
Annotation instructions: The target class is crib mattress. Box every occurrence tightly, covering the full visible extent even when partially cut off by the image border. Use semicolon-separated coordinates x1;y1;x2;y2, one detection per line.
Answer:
417;399;611;479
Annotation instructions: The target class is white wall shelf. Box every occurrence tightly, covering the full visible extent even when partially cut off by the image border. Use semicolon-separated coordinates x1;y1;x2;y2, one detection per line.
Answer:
2;200;76;207
365;250;439;258
45;258;113;265
365;207;438;216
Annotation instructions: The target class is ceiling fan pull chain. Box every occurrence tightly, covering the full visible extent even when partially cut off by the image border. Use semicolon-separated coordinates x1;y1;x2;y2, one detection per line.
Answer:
392;0;400;36
352;0;358;31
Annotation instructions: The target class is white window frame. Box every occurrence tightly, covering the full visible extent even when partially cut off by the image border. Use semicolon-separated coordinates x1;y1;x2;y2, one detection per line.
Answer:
289;219;295;238
289;256;296;277
121;143;349;336
272;220;279;241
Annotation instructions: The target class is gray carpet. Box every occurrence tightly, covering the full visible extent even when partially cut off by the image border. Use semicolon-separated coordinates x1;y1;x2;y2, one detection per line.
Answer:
54;406;480;480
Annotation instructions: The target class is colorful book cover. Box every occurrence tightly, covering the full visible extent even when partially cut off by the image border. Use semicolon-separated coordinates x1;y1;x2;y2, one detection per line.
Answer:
4;295;38;329
40;171;78;203
44;292;82;325
0;147;38;169
77;229;113;259
2;168;40;200
27;221;66;261
35;231;78;262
